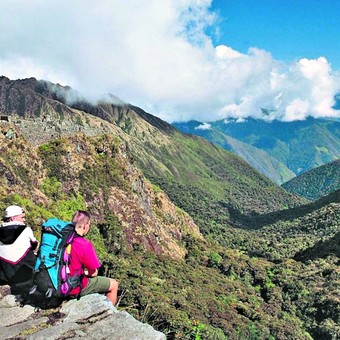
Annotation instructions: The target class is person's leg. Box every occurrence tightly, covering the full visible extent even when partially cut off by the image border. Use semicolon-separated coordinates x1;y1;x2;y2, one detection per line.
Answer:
80;276;119;305
106;278;118;305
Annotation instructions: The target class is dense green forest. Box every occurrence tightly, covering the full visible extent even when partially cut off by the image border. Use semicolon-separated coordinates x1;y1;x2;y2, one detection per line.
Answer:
282;159;340;200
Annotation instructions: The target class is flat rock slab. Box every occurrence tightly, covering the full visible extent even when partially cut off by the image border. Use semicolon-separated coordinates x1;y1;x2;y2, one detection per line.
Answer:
0;292;166;340
27;321;81;340
0;304;36;327
1;316;49;339
82;311;166;340
60;294;166;340
61;294;115;322
0;294;23;307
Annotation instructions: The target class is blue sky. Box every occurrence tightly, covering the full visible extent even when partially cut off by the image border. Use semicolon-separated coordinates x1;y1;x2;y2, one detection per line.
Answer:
0;0;339;123
211;0;340;69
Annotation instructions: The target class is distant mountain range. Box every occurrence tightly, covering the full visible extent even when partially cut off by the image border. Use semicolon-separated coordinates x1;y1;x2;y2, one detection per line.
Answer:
173;117;340;184
282;159;340;200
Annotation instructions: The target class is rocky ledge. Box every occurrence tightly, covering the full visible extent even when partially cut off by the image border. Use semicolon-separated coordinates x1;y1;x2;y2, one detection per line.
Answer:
0;285;165;340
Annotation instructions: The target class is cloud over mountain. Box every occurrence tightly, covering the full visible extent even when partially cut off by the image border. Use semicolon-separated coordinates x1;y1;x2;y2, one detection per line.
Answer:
0;0;339;122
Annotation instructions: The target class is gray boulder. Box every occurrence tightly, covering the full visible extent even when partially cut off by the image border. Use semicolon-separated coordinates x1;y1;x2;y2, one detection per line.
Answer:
0;286;166;340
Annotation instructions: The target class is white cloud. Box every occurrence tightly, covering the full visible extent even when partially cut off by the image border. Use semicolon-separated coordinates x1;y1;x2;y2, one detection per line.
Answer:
0;0;339;122
215;45;244;61
216;52;340;121
195;123;211;130
284;99;310;122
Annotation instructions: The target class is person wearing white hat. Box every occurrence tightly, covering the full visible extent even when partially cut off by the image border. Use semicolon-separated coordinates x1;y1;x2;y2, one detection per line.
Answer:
0;205;39;295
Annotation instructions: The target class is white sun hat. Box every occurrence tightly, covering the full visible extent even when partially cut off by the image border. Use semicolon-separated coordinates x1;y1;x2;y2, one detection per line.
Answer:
5;205;24;218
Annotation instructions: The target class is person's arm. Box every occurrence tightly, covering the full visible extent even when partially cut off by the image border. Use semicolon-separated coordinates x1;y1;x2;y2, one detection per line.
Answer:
31;240;39;252
27;227;40;253
82;240;101;277
84;268;98;277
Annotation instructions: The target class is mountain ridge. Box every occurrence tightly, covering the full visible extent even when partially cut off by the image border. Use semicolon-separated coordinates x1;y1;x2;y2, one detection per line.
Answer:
282;159;340;200
173;120;296;184
0;76;304;232
173;116;340;184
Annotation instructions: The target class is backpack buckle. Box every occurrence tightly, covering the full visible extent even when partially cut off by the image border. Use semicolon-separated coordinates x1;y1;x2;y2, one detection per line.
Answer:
46;288;53;298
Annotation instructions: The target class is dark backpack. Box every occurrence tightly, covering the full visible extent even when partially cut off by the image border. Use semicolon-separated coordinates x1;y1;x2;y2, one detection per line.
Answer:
0;224;37;296
30;218;82;307
0;250;36;296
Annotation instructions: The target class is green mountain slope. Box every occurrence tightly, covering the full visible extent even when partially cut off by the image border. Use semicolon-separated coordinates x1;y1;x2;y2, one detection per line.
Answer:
212;117;340;175
173;117;340;179
294;230;340;261
122;112;303;234
249;189;340;261
173;120;295;184
282;159;340;200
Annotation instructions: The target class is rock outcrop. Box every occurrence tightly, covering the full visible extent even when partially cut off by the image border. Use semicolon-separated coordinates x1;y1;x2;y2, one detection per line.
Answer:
0;285;165;340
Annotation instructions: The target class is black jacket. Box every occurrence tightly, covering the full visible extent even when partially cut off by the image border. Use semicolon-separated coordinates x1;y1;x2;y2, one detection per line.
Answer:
0;223;37;294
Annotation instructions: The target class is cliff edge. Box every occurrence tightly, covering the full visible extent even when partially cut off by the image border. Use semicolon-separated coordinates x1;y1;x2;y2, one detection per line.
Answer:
0;285;165;340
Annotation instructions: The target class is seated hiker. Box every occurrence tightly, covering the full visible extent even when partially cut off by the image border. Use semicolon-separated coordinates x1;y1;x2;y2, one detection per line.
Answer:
0;205;39;295
69;210;119;305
